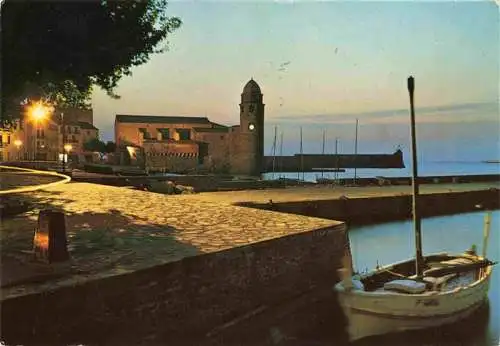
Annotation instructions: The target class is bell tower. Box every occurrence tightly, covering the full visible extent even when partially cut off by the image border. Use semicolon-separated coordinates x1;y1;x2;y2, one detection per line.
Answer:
235;79;265;175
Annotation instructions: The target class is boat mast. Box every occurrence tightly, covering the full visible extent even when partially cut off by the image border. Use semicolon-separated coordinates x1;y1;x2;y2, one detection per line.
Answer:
297;127;301;181
335;137;339;182
482;212;492;258
321;129;326;179
354;118;359;185
300;126;304;181
272;125;277;179
408;76;424;278
279;131;284;179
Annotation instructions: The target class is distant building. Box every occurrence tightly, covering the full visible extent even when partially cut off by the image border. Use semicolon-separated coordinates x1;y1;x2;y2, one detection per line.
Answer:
0;107;99;163
114;79;265;175
60;119;99;163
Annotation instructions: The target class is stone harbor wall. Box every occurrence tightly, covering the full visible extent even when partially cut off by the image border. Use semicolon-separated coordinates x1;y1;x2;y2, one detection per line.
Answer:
1;222;348;345
239;189;500;225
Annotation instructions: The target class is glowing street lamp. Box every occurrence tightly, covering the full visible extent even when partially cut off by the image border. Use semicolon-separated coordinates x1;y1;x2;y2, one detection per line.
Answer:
62;144;73;172
30;103;48;121
14;139;23;161
27;100;53;123
26;100;52;161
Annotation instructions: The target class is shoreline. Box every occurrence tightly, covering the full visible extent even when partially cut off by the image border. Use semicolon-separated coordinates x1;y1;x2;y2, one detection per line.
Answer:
69;172;500;192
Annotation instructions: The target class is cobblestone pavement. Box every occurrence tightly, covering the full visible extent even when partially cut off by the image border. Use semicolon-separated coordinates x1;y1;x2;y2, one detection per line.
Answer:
2;181;497;299
1;183;340;299
0;172;61;191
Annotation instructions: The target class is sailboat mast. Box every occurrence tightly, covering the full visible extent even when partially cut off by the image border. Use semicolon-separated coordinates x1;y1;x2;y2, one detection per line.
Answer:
297;127;301;181
335;137;339;182
408;76;424;278
272;125;277;179
300;126;304;181
279;131;284;179
321;129;326;179
354;118;359;185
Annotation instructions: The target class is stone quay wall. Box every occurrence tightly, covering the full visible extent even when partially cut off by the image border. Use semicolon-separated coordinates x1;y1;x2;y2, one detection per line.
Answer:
1;223;348;345
239;189;500;226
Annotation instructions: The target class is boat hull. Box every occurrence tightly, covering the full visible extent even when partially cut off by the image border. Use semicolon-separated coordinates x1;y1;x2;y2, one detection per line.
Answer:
342;296;488;342
335;255;493;342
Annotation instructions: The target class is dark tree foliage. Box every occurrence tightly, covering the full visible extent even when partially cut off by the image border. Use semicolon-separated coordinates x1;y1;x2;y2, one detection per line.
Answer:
84;139;116;153
83;138;107;153
105;141;117;153
1;0;181;124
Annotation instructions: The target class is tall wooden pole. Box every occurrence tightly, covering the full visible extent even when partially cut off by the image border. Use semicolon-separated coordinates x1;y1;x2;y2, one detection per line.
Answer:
335;137;339;182
272;125;277;179
482;211;492;258
354;118;358;185
408;76;424;278
61;113;66;173
321;129;326;178
34;120;38;162
300;127;304;181
279;131;284;178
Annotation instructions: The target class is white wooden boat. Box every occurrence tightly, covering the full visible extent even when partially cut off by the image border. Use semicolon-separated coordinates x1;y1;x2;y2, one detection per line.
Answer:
333;76;496;342
335;251;494;342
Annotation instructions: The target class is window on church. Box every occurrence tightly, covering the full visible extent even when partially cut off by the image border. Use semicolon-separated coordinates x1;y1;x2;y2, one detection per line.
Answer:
177;129;191;141
139;128;152;139
157;128;169;140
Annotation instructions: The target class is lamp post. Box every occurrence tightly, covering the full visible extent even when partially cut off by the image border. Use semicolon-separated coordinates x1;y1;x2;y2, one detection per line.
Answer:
14;139;23;161
33;120;38;162
61;112;66;172
63;144;72;173
27;101;50;163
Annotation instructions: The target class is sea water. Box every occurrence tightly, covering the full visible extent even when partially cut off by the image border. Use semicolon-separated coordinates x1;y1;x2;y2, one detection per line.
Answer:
262;161;500;182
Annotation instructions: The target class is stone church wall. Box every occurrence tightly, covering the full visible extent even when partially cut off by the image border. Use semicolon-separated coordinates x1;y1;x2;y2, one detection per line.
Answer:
229;131;259;175
194;131;231;173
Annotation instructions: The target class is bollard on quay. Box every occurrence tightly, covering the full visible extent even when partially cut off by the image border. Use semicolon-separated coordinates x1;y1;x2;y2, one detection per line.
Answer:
33;209;70;263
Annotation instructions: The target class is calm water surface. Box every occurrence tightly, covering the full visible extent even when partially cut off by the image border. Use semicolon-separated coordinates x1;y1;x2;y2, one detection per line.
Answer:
348;210;500;346
263;161;500;182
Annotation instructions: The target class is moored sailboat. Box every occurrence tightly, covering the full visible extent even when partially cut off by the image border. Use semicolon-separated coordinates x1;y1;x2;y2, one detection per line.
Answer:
333;76;496;342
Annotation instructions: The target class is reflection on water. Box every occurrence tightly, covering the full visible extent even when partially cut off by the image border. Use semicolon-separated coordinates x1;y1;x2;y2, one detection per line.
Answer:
348;211;500;346
353;303;492;346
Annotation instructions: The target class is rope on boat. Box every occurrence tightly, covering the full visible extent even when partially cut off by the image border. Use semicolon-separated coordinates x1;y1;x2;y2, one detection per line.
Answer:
382;269;410;279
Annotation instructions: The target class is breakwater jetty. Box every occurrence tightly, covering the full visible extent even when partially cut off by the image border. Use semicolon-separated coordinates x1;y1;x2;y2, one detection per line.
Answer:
1;181;498;345
262;149;405;172
238;186;500;225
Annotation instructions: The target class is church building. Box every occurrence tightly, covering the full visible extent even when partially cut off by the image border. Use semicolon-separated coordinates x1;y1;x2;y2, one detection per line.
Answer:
114;79;265;176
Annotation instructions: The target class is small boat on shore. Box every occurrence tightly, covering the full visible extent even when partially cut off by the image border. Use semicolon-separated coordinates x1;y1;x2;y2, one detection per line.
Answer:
333;76;496;342
316;175;346;185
